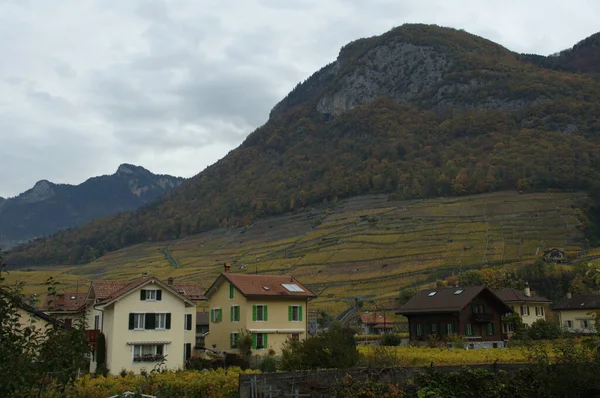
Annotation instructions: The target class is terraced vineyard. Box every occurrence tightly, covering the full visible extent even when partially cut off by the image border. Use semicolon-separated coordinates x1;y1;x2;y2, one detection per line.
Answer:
6;191;591;313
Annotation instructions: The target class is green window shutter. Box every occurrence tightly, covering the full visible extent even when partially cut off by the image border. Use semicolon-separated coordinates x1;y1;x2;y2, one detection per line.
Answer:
218;309;222;322
230;333;234;349
299;305;303;321
288;306;292;321
230;306;234;322
484;304;489;313
252;305;257;321
264;333;268;348
486;323;491;335
465;323;468;336
471;304;476;313
229;284;234;299
210;310;214;323
264;305;268;321
252;334;257;349
491;322;495;335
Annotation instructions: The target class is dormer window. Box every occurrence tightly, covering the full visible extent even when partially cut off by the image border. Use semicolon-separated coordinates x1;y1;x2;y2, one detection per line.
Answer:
140;289;162;301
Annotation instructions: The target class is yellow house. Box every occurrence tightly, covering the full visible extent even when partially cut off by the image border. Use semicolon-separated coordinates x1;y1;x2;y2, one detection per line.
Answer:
85;276;205;374
204;269;317;355
553;293;600;334
495;284;552;334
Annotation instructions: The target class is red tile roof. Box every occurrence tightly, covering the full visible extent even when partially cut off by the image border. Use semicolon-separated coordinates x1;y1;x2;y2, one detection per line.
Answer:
207;273;317;299
41;292;87;312
360;312;386;324
90;277;205;303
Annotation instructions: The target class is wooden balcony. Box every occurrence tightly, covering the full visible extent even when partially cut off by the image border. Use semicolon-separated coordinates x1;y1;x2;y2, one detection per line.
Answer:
86;329;100;343
471;313;493;323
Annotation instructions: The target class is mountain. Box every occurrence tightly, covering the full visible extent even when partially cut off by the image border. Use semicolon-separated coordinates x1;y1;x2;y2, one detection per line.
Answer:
7;24;600;266
0;164;184;248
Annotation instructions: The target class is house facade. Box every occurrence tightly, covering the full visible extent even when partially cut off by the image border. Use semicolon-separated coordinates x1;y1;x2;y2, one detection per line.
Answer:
553;293;600;334
543;248;566;264
359;312;395;335
204;268;317;355
40;291;87;327
397;286;512;349
495;284;552;334
85;277;204;374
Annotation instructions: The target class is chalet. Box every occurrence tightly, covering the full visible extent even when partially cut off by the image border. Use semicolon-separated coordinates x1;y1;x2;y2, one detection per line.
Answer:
543;248;566;264
397;285;512;349
553;292;600;334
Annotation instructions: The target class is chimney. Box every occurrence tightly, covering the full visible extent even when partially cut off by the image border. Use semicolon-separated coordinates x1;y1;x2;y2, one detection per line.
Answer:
224;263;231;273
524;282;531;297
167;277;174;286
567;292;572;299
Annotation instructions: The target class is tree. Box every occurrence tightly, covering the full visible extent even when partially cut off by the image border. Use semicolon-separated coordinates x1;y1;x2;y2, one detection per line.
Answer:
458;270;485;286
397;287;417;305
96;332;108;375
503;312;529;340
527;319;564;340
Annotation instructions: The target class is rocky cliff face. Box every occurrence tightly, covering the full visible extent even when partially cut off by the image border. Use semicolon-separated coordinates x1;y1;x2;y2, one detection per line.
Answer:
0;164;184;246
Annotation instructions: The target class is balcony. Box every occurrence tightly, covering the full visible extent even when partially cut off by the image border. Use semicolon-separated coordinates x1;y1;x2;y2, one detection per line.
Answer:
471;313;493;323
86;329;100;343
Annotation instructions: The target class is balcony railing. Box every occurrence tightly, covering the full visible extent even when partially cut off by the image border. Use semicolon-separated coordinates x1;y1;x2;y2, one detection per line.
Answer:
86;329;100;343
471;313;493;323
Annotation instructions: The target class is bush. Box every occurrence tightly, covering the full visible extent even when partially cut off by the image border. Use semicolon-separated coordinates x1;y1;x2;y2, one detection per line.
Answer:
528;319;564;340
257;355;278;372
380;333;403;346
280;322;359;370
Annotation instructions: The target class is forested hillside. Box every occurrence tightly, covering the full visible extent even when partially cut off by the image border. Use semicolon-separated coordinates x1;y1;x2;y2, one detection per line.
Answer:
7;24;600;266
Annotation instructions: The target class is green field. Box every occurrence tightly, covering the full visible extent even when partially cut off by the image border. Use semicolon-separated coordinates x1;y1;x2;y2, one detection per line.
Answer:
6;191;592;313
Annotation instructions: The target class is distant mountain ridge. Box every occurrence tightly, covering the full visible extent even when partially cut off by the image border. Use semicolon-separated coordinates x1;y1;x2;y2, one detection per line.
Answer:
0;164;184;248
7;23;600;265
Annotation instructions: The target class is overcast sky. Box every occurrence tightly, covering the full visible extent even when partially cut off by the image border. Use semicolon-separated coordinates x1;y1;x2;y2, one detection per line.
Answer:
0;0;598;197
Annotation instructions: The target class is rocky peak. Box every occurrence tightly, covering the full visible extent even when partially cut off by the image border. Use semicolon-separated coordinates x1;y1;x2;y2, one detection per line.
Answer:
116;163;151;176
21;180;56;203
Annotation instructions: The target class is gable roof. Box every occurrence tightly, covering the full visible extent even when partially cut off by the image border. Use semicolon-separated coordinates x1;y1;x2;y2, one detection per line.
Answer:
89;277;203;307
0;287;68;329
495;288;551;303
41;292;87;312
553;294;600;310
205;273;317;299
397;285;511;315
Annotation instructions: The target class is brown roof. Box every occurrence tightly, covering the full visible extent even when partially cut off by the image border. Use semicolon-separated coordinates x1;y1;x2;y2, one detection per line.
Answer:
397;285;512;315
41;292;87;312
360;312;386;324
495;288;551;303
0;287;68;329
206;273;317;299
553;294;600;310
90;277;205;304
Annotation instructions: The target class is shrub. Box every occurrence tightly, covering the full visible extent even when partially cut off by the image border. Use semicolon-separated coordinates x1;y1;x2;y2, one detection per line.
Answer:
527;319;564;340
280;322;359;370
257;355;278;372
380;333;403;346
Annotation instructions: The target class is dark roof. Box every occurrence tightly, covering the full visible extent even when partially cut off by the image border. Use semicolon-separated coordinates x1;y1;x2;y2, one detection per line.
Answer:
397;285;512;315
196;311;209;325
495;288;551;303
553;294;600;310
205;273;317;299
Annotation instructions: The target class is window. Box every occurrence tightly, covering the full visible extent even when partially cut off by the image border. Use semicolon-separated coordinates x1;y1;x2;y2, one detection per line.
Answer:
156;313;167;330
416;324;423;336
446;323;454;335
229;284;235;299
465;323;473;336
230;305;240;322
471;304;486;313
581;319;591;329
140;289;162;301
454;289;464;295
133;313;145;330
565;320;574;328
521;305;530;316
184;314;193;331
211;308;222;323
133;344;164;362
184;343;192;361
291;333;300;341
253;305;268;321
428;291;437;297
430;323;437;333
282;283;304;292
535;306;544;316
230;332;239;348
486;322;496;336
504;323;515;333
94;314;100;330
253;333;267;349
289;305;303;322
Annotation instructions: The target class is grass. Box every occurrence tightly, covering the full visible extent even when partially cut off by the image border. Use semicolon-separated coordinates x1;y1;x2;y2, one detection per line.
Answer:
5;191;594;314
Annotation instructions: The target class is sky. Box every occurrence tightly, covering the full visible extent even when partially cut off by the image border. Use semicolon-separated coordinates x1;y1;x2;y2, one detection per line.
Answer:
0;0;598;198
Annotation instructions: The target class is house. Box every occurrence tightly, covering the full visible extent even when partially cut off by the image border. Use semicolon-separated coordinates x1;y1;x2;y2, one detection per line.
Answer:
543;248;567;264
359;312;395;335
553;292;600;334
84;276;205;374
495;283;552;335
204;266;317;355
397;285;512;349
40;292;87;327
195;311;209;348
0;287;67;331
